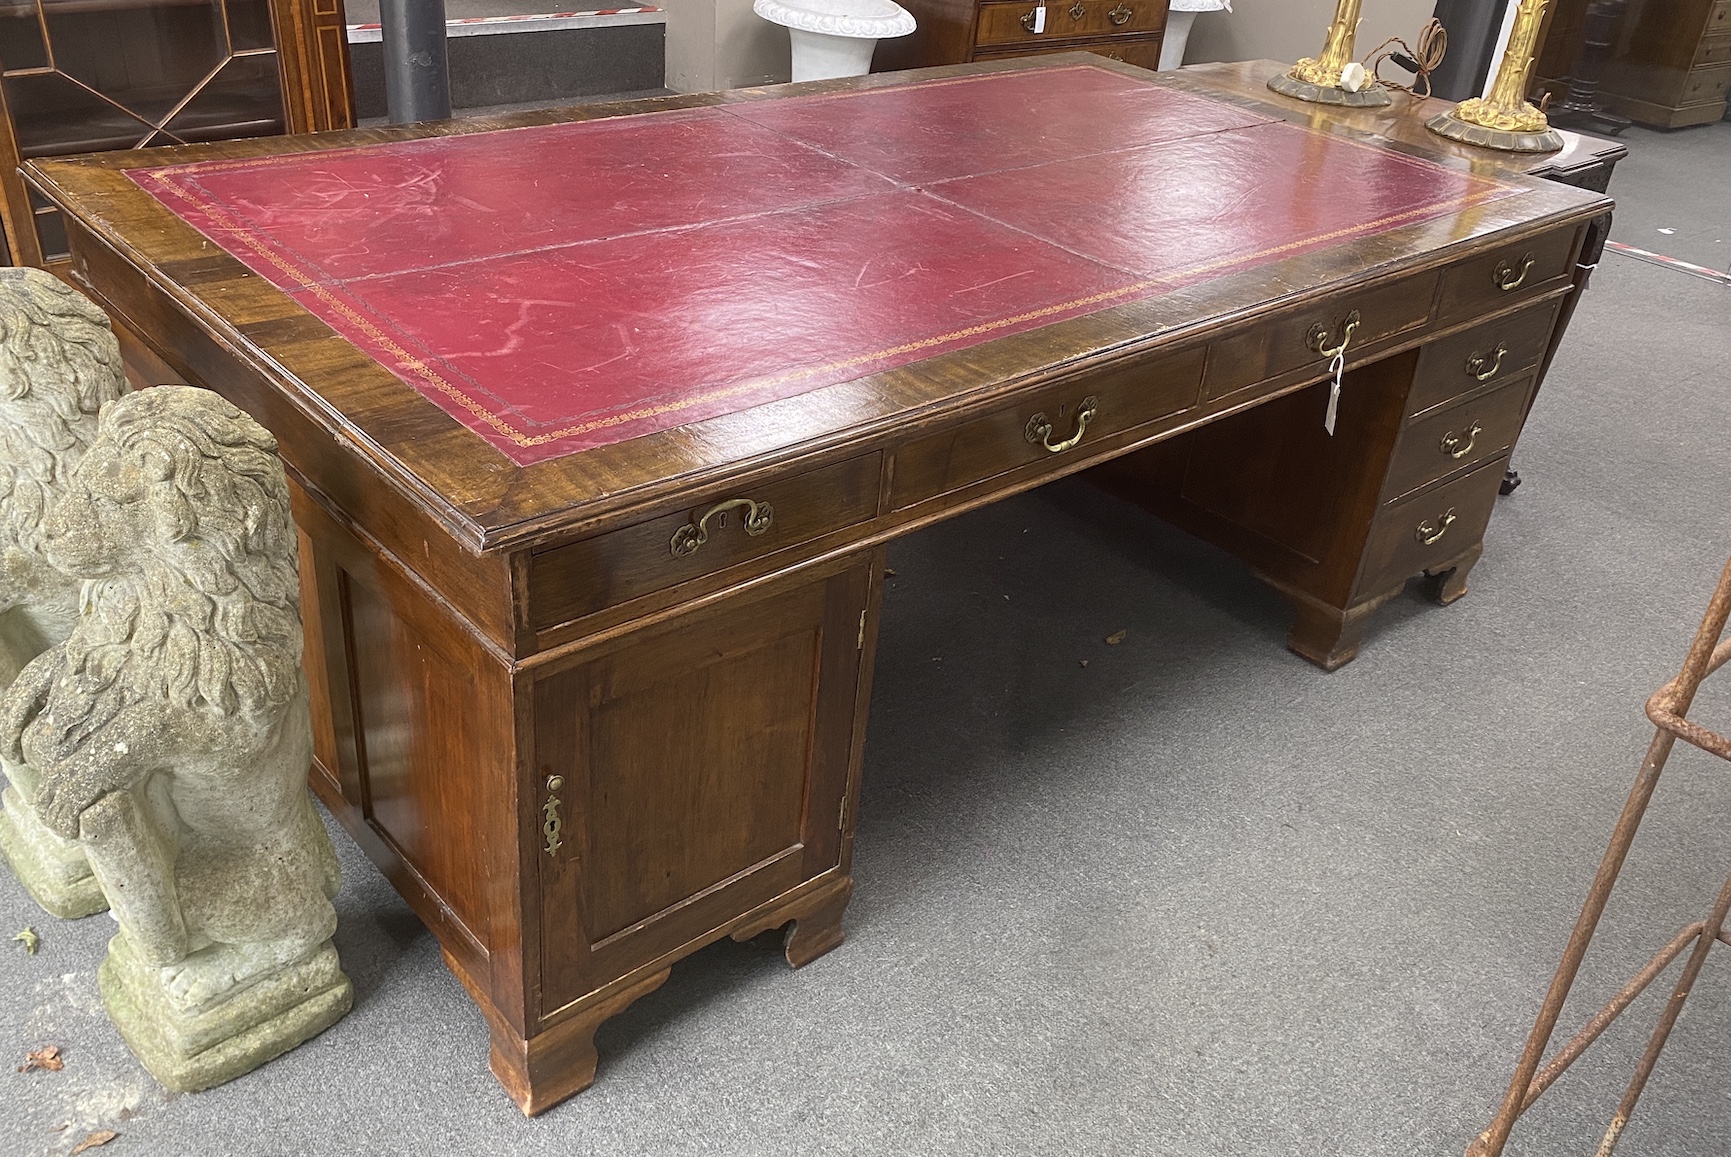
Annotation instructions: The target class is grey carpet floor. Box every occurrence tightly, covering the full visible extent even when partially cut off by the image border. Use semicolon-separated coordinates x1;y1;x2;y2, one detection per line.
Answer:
4;123;1730;1156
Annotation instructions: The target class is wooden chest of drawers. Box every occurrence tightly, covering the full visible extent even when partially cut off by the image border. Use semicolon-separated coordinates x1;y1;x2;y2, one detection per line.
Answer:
1546;0;1731;128
874;0;1169;71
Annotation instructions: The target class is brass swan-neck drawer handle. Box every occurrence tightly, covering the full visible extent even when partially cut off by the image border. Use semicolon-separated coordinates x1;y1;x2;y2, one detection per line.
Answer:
1464;344;1507;382
1415;508;1457;547
1020;6;1041;30
1107;2;1132;22
1493;253;1535;292
1025;396;1099;454
1307;310;1361;359
1439;422;1482;460
670;497;774;558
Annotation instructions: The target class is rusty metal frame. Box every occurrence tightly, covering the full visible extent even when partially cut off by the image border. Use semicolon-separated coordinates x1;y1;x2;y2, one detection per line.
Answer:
1469;554;1731;1157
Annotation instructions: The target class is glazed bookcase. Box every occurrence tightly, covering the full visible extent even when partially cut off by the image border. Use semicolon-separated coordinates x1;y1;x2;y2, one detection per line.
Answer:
0;0;352;265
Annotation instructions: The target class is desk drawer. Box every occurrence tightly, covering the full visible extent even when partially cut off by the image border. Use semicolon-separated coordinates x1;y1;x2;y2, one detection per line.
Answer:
1696;35;1731;68
975;0;1163;46
1435;228;1576;324
1361;456;1506;593
1682;62;1731;105
890;348;1204;510
1385;375;1531;503
1410;299;1557;417
974;36;1163;68
974;35;1164;68
530;453;881;629
1203;272;1437;402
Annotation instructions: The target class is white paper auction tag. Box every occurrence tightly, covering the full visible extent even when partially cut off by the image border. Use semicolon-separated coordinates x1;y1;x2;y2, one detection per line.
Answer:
1033;3;1046;32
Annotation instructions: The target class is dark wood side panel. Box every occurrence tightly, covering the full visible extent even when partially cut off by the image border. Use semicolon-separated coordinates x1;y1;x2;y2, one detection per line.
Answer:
294;482;523;1028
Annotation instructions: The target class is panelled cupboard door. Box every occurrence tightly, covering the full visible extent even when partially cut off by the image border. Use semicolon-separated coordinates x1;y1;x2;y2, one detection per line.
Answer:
533;559;873;1016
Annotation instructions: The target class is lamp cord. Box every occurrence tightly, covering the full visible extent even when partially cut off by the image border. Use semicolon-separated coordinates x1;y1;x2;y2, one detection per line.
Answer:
1362;18;1449;99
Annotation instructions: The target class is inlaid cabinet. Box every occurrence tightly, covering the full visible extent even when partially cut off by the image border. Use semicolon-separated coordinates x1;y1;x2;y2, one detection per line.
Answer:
875;0;1168;71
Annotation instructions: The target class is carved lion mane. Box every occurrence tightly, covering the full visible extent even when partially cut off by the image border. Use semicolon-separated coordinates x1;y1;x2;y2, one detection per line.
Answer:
50;388;302;740
0;268;126;560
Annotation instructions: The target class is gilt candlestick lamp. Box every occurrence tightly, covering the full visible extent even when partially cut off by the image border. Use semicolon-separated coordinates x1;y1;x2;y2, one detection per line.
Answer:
1268;0;1391;107
1426;0;1564;152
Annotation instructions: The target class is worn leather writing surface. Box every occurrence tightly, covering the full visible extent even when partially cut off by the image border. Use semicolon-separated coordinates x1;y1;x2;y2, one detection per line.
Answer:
131;65;1522;465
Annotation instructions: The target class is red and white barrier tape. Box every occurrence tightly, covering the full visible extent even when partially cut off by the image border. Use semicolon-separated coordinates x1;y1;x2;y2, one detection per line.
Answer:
1603;240;1731;287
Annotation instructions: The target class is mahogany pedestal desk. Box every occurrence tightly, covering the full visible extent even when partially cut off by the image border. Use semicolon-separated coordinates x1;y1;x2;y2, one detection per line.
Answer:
24;57;1610;1114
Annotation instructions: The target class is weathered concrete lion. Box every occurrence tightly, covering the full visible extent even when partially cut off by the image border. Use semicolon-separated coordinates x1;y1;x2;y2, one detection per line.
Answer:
0;385;351;1091
0;267;128;918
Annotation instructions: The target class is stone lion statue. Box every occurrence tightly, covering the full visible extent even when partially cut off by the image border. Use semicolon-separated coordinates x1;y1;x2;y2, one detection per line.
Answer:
0;385;350;1090
0;267;128;918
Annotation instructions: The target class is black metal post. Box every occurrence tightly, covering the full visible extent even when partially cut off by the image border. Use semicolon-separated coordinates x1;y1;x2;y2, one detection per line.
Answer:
381;0;453;124
1428;0;1514;103
1549;0;1633;136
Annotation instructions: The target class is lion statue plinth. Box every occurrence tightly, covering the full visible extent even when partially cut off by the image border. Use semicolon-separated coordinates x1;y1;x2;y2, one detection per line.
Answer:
0;385;352;1092
0;268;127;919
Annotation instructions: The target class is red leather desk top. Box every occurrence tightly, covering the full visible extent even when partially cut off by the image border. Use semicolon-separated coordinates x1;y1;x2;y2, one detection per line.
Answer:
132;66;1522;465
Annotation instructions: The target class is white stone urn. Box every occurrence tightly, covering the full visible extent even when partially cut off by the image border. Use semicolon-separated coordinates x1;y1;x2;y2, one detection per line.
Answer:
1160;0;1230;71
754;0;916;83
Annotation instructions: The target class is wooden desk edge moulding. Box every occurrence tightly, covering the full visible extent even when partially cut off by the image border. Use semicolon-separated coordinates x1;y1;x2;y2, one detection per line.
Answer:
21;55;1613;1115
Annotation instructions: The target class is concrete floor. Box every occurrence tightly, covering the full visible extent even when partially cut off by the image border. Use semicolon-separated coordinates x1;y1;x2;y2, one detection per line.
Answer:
2;116;1729;1156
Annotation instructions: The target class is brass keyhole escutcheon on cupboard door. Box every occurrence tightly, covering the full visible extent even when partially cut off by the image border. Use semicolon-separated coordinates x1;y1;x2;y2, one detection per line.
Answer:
544;775;565;856
1069;1;1086;18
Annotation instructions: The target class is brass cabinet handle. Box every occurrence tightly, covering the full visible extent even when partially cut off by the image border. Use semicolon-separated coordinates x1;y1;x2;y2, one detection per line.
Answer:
670;497;773;557
1464;343;1507;382
1107;2;1132;22
543;775;565;856
1025;395;1099;454
1415;508;1457;547
1020;7;1039;29
1068;0;1085;18
1307;309;1361;358
1439;422;1482;460
1493;253;1535;291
